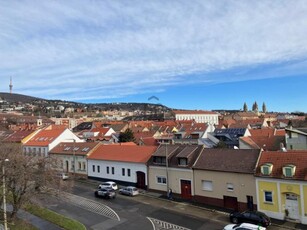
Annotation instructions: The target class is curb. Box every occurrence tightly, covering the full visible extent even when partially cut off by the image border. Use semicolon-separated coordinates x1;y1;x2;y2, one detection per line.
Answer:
77;179;300;230
139;191;299;230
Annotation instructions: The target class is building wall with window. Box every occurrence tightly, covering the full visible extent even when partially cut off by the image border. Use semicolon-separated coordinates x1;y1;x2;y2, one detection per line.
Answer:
255;150;307;224
285;128;307;150
148;166;193;195
256;178;307;224
87;159;147;186
193;170;257;211
50;153;88;176
173;110;219;124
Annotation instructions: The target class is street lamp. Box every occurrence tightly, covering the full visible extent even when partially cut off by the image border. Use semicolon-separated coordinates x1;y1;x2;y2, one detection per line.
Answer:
2;158;9;230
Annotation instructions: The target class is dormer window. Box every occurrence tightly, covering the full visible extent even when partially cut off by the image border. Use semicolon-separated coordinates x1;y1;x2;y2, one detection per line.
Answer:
283;164;296;177
178;158;188;166
153;156;166;165
261;163;273;176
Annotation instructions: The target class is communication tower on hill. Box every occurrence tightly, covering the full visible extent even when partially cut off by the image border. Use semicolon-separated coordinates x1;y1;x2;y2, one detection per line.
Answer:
9;77;13;94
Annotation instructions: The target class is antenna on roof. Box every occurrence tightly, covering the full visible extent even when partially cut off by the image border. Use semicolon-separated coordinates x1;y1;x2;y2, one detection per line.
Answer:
9;76;13;94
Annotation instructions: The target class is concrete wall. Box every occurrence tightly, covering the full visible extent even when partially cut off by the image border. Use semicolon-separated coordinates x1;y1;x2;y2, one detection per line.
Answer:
148;166;193;195
194;169;256;210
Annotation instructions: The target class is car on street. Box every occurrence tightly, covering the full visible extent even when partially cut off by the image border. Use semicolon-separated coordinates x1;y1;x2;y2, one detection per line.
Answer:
56;172;69;180
224;223;266;230
229;210;271;227
98;181;118;190
94;188;116;199
119;186;139;196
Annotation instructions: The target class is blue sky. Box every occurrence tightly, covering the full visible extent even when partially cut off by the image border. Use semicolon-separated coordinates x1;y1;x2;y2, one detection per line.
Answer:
1;1;307;112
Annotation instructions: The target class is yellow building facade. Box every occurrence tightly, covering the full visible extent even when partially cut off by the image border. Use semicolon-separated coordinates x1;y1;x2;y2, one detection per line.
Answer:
256;178;307;224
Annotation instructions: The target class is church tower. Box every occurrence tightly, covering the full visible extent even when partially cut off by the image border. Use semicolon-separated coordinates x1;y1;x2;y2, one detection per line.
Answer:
9;77;13;94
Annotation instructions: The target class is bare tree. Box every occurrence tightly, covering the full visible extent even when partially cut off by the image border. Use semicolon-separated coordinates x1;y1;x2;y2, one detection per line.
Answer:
0;142;72;221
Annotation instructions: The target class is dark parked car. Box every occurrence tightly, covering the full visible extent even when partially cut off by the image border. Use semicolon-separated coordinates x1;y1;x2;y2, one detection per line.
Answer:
229;210;271;227
94;188;116;199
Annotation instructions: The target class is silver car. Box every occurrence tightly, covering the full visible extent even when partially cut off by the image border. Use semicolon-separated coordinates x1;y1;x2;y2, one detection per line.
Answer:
119;186;139;196
98;181;118;190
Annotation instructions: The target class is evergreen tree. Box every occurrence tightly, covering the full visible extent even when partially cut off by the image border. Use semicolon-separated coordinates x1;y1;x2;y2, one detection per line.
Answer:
214;140;227;148
262;102;267;113
252;101;258;112
118;128;135;142
243;102;248;112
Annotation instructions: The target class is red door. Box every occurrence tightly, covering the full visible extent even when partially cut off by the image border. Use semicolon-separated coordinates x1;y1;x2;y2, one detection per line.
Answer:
224;196;238;211
180;180;192;199
136;171;146;189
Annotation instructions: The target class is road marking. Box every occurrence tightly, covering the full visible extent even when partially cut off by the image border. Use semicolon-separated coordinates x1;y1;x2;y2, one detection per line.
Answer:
147;217;191;230
60;193;120;221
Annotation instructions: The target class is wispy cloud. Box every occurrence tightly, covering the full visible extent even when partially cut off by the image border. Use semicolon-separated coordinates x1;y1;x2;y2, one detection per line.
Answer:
1;0;307;101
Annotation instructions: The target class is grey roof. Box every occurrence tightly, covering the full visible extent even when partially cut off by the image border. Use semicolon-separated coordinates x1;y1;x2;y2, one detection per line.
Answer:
193;149;260;174
152;145;179;157
176;145;198;158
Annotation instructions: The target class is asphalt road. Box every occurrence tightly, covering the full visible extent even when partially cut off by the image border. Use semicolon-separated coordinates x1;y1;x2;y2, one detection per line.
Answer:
39;181;296;230
39;181;225;230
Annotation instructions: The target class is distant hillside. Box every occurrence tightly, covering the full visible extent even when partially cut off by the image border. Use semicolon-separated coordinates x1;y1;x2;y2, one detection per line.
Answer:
0;92;171;113
0;92;42;103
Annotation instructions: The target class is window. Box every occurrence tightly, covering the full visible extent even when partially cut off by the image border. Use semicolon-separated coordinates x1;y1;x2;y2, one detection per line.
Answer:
112;167;114;174
97;165;100;173
264;191;273;203
261;163;273;176
122;168;125;176
83;162;86;170
178;158;188;166
78;162;81;170
127;169;131;177
106;166;109;174
202;180;213;191
153;156;166;164
227;183;234;191
156;176;167;185
283;164;296;177
92;165;95;172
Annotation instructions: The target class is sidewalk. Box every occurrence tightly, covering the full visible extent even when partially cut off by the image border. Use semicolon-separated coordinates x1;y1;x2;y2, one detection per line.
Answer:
77;179;307;230
138;189;307;230
17;209;62;230
6;204;62;230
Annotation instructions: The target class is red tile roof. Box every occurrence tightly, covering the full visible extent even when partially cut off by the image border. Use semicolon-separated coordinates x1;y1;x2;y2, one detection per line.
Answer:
24;125;67;146
50;142;100;156
247;128;285;151
256;151;307;181
88;145;158;163
240;136;260;149
3;130;34;143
